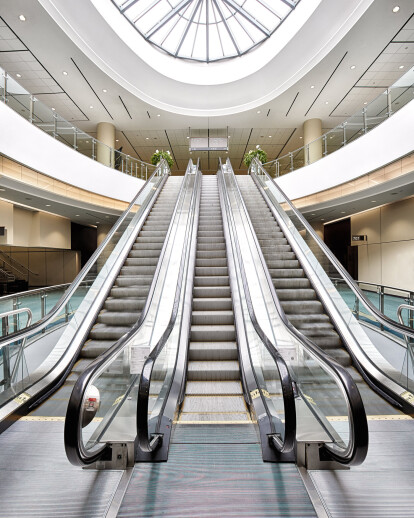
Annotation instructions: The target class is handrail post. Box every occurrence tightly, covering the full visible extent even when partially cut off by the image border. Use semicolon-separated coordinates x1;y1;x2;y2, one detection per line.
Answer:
387;88;392;118
342;123;347;146
2;71;7;103
92;138;96;161
362;107;367;134
29;95;34;124
305;144;310;165
289;152;293;172
53;113;58;139
73;127;78;150
379;285;385;331
41;293;46;332
354;295;359;320
65;302;69;323
323;134;327;156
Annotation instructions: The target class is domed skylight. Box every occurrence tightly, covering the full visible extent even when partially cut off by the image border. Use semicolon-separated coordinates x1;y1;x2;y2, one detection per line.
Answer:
112;0;299;63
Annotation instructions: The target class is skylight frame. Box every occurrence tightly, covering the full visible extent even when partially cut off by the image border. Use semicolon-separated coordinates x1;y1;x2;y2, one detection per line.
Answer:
112;0;300;63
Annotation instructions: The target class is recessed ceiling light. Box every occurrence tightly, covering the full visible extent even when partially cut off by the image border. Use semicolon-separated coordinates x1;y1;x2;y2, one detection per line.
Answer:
257;110;261;114
392;6;400;12
329;136;333;139
145;137;149;140
96;221;100;224
62;71;68;76
341;211;346;214
75;215;80;217
228;135;231;138
16;73;22;78
102;89;107;93
311;213;315;216
310;85;315;89
187;136;190;139
19;14;26;21
299;136;303;139
45;204;51;207
51;107;55;111
363;101;368;105
116;139;119;142
399;65;404;69
157;114;160;117
85;140;89;143
350;65;356;70
89;105;94;109
325;101;329;104
321;218;325;221
371;200;376;203
268;135;272;138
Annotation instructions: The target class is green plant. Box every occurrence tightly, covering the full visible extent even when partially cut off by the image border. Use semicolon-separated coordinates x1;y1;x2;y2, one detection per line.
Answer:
151;149;174;168
243;148;267;168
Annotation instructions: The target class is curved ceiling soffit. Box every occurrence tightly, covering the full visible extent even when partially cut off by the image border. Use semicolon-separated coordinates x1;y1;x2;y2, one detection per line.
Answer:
38;0;375;117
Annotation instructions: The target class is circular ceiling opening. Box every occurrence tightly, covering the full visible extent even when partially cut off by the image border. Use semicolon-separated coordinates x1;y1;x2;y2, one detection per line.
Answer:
113;0;299;63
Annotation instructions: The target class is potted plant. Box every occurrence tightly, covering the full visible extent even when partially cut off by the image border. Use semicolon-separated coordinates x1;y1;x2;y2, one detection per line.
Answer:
243;146;267;168
151;149;174;168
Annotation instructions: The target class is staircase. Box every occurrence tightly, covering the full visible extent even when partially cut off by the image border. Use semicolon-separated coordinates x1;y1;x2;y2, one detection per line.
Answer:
237;175;351;368
178;175;250;424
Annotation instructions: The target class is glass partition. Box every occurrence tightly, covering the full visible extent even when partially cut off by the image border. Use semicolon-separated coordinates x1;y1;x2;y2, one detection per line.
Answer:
0;165;168;406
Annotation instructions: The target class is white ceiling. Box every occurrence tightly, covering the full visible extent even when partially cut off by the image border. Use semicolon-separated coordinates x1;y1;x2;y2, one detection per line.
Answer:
0;0;413;172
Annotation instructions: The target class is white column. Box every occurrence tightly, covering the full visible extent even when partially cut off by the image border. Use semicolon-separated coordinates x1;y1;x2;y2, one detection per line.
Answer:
303;118;322;164
96;122;115;168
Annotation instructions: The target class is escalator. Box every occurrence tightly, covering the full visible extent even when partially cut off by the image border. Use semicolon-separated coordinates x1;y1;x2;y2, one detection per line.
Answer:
239;158;414;415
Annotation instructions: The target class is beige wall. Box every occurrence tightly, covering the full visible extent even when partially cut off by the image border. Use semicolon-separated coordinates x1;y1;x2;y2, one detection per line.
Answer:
0;200;14;245
351;197;414;290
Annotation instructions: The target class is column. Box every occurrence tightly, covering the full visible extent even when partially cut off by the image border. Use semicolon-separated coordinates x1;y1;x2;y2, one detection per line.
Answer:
96;122;115;168
303;118;322;164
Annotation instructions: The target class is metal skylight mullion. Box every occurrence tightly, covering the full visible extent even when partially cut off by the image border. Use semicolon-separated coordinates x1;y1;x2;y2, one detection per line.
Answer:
190;0;205;59
212;0;241;56
144;0;193;39
119;0;140;14
221;0;270;36
280;0;296;8
255;0;282;21
223;2;256;46
211;2;225;58
174;0;203;56
131;0;163;23
206;0;210;62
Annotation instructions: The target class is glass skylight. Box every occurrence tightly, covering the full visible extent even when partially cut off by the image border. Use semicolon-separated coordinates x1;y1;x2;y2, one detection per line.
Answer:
113;0;299;63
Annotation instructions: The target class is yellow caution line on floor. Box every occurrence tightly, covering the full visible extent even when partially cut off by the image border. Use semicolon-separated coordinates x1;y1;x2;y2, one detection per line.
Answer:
173;420;257;425
20;416;103;422
327;414;412;421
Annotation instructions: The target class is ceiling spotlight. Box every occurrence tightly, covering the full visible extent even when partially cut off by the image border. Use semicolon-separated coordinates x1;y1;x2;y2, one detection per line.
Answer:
157;114;160;117
16;73;22;78
85;140;89;143
341;211;346;214
268;135;272;138
102;89;107;93
75;215;80;217
321;218;325;221
311;213;315;216
19;14;26;21
62;71;68;76
392;5;400;12
228;135;231;138
310;85;315;89
363;101;368;105
186;136;190;139
45;204;51;207
371;200;376;203
96;222;100;224
257;110;261;114
51;107;56;111
145;137;149;140
399;65;405;69
325;101;329;104
299;136;303;139
350;65;356;70
89;105;94;109
116;139;119;142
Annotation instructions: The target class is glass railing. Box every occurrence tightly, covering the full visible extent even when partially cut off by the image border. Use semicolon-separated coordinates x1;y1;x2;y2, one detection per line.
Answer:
263;70;414;177
220;159;367;465
0;67;156;180
0;162;169;411
250;158;414;406
65;161;199;466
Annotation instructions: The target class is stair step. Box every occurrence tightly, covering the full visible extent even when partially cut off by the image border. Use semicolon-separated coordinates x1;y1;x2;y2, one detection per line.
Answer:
190;325;236;342
192;310;234;325
187;360;240;381
188;342;238;360
192;297;232;311
275;289;316;301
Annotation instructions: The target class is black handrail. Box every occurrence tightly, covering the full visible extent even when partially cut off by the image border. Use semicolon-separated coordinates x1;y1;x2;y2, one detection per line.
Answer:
252;158;414;340
218;161;296;456
0;161;168;349
225;159;368;465
65;161;197;466
136;165;201;455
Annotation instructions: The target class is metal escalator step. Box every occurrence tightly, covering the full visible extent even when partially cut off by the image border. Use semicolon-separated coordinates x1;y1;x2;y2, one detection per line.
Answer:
192;310;234;325
266;253;296;262
71;358;94;375
197;250;227;259
120;265;157;275
139;230;167;237
115;276;153;286
193;286;231;298
268;261;300;269
192;297;232;311
187;360;240;380
81;339;116;358
273;277;310;288
289;313;331;325
271;268;305;278
198;231;224;238
281;300;324;314
98;311;140;326
195;266;228;276
124;257;159;266
198;237;225;244
135;236;166;243
262;245;292;253
104;298;146;311
111;286;151;297
190;325;236;341
185;380;243;395
275;288;316;301
196;258;228;267
89;324;131;340
178;412;250;422
311;334;343;347
181;395;247;413
132;242;163;250
258;238;288;246
128;249;161;258
188;341;238;360
194;276;230;287
325;348;353;367
198;242;226;251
